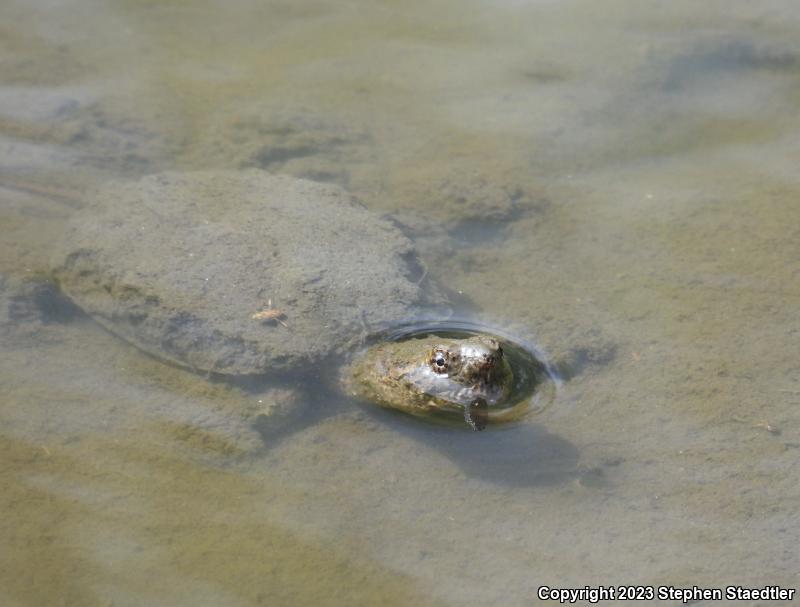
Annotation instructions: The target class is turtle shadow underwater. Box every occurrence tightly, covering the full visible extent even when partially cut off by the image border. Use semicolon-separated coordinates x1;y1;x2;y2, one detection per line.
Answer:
356;404;580;488
247;320;581;488
236;362;578;489
248;381;580;488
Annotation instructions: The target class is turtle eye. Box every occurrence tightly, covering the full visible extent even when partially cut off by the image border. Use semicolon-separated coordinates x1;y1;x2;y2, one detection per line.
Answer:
431;350;448;373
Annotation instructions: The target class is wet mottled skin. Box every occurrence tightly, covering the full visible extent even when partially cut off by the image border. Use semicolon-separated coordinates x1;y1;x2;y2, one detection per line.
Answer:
345;335;519;429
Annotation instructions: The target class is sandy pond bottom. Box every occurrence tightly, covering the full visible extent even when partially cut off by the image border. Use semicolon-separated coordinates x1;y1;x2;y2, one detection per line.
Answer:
1;0;800;605
2;175;797;605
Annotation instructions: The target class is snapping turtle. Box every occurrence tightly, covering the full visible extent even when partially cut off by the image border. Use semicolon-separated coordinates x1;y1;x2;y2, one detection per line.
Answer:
52;170;442;376
39;169;530;429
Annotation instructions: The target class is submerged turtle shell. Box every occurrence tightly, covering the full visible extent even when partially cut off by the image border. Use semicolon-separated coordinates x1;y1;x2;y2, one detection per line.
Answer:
54;170;444;375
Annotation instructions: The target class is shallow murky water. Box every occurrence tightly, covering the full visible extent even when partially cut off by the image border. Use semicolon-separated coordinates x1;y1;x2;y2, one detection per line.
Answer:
2;1;799;605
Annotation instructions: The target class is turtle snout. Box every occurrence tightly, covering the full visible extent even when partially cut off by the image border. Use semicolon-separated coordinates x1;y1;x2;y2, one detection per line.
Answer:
479;342;503;372
484;345;502;366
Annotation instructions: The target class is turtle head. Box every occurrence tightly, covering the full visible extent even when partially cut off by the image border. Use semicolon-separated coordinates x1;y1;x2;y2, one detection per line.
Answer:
428;336;506;386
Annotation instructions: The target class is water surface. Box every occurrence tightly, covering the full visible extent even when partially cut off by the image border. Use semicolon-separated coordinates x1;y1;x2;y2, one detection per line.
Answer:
1;1;799;605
